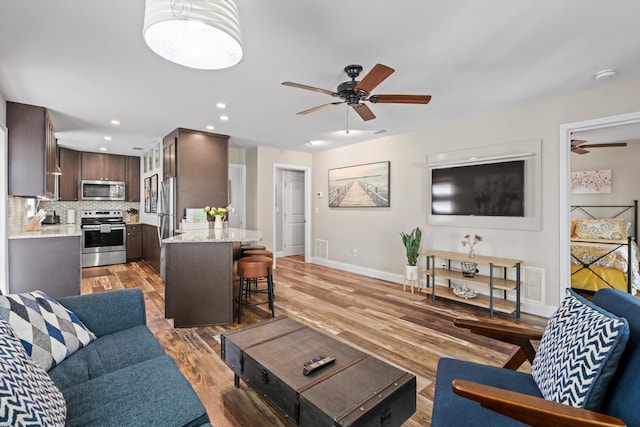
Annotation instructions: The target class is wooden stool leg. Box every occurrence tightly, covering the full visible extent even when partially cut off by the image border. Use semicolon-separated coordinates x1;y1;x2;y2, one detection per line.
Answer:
237;271;244;323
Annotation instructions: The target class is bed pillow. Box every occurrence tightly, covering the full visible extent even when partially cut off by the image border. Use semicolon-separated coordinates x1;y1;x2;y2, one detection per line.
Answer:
0;291;96;371
570;218;577;237
0;317;66;426
574;218;630;240
532;289;629;410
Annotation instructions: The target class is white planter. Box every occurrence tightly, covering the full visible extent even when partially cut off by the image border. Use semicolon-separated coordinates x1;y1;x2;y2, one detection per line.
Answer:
405;265;419;280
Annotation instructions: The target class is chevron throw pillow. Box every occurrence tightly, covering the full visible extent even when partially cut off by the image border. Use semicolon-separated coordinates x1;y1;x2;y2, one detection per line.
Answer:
0;317;66;426
0;291;95;371
532;289;629;410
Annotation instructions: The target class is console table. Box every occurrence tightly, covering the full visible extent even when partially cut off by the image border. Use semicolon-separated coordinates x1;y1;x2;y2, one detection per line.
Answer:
423;250;522;318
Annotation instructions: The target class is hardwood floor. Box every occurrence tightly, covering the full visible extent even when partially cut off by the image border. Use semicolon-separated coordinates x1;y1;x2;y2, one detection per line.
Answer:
81;256;547;426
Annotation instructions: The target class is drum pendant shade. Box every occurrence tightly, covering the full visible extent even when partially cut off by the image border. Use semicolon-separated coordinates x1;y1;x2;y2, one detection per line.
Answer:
143;0;243;70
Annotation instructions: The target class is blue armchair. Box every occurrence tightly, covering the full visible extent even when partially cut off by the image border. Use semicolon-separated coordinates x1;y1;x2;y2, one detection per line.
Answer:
432;288;640;426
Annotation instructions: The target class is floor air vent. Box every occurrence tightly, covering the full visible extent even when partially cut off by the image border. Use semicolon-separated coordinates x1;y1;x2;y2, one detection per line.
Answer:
522;266;545;304
315;239;328;259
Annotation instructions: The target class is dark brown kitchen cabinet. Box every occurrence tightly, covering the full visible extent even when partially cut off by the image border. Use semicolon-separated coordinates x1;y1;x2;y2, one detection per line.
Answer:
7;101;57;197
81;152;125;182
125;156;140;202
126;224;142;260
162;128;229;229
59;147;80;201
163;131;177;180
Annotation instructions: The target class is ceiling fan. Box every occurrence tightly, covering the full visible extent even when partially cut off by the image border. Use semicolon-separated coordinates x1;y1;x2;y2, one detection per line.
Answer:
570;139;627;154
282;64;431;121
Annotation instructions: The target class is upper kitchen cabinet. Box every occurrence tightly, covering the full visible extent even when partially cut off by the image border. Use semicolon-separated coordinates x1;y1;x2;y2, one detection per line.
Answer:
163;128;229;226
125;156;140;202
59;147;80;201
81;152;125;182
7;101;57;197
163;130;177;180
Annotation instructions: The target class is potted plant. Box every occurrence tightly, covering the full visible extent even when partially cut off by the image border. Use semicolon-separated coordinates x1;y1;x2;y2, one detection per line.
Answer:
127;207;139;223
400;227;422;281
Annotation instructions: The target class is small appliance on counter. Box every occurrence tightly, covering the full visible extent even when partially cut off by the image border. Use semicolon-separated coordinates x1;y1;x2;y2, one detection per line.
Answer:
43;212;60;225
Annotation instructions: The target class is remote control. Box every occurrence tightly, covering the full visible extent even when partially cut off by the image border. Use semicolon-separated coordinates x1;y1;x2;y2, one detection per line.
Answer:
303;355;336;376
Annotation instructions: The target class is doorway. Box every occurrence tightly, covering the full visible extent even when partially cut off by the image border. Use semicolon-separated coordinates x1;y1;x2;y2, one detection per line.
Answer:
0;122;7;294
273;164;311;263
559;111;640;303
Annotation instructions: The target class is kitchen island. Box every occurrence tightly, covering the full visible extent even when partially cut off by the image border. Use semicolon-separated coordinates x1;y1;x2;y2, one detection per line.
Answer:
162;227;262;327
8;224;82;297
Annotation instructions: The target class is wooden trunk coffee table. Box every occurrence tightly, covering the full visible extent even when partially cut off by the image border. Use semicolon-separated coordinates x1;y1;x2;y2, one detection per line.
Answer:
221;316;416;426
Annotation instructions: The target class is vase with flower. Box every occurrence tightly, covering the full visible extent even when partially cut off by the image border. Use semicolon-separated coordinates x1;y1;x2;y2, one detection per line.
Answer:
461;234;482;258
204;206;227;229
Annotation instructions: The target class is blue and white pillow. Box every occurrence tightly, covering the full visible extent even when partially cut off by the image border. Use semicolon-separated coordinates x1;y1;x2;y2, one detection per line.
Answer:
0;317;66;426
0;291;96;371
532;289;629;410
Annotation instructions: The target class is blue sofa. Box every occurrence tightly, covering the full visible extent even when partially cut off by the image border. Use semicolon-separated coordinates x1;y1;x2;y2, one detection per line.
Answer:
48;288;211;426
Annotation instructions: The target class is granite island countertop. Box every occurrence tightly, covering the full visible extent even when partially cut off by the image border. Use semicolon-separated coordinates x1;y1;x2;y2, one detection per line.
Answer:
162;227;262;244
8;224;82;239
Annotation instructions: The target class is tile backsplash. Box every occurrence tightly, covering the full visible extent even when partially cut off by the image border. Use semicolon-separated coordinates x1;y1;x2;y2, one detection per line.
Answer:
7;196;141;235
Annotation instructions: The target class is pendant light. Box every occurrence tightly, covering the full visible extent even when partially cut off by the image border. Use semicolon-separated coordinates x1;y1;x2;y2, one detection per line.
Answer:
143;0;243;70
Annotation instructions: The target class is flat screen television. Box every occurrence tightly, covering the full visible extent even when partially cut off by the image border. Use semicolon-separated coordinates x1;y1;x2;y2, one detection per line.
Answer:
431;160;525;216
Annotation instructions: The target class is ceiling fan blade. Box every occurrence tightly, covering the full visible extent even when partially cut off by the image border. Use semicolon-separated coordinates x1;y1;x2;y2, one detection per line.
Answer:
571;139;587;147
579;142;627;148
354;64;394;94
297;102;343;115
282;82;338;97
369;94;432;104
571;147;590;154
352;104;376;121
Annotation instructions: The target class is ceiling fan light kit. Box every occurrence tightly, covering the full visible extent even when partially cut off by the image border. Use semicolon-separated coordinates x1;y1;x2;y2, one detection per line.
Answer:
283;63;431;121
143;0;243;70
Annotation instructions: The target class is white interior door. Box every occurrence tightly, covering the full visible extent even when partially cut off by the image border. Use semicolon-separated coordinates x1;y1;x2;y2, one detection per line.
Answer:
283;171;305;256
228;164;246;228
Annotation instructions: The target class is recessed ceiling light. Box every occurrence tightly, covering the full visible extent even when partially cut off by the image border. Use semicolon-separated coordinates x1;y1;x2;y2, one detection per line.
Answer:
104;136;112;141
110;119;120;125
372;129;387;135
99;147;107;151
216;102;227;109
132;147;144;150
220;115;229;121
594;69;617;81
206;125;215;130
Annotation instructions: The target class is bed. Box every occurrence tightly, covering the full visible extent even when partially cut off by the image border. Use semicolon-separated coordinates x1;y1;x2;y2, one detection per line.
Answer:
570;200;639;294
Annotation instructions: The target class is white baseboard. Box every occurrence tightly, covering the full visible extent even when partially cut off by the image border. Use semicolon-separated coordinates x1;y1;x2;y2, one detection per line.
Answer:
309;257;553;318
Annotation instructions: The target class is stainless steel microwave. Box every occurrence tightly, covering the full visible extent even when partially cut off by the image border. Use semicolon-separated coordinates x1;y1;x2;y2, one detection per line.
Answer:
81;180;125;201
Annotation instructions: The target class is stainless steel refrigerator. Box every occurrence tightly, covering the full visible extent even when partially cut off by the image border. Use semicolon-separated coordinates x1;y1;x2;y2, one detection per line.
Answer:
158;177;176;281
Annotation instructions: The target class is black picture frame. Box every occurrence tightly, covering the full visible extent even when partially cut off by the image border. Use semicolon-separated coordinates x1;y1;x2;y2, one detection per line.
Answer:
150;174;158;213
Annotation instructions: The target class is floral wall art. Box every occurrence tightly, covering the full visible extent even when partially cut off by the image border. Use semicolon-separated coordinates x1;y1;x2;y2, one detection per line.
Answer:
570;169;612;194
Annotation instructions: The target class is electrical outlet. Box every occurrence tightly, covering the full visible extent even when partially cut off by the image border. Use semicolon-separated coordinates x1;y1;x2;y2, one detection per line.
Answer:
351;248;358;256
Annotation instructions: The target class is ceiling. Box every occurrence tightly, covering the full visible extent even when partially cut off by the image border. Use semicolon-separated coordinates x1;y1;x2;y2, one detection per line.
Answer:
1;1;640;156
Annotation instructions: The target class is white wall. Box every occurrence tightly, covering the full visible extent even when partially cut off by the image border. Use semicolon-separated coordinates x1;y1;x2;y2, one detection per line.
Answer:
311;77;640;314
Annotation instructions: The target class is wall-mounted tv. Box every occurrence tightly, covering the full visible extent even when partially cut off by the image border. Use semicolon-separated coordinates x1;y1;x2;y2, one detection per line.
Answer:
431;160;525;216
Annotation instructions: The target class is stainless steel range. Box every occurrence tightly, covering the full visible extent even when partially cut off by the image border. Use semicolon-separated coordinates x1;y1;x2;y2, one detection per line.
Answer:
81;210;126;267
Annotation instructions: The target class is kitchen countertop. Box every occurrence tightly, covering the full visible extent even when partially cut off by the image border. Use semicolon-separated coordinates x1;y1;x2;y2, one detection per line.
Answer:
8;224;82;239
162;227;262;244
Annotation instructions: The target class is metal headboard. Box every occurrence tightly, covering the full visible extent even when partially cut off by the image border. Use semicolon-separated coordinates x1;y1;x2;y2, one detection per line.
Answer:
570;200;638;241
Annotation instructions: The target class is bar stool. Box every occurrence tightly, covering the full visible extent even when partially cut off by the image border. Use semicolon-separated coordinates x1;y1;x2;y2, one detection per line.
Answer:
240;244;266;255
236;256;275;323
242;249;273;259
